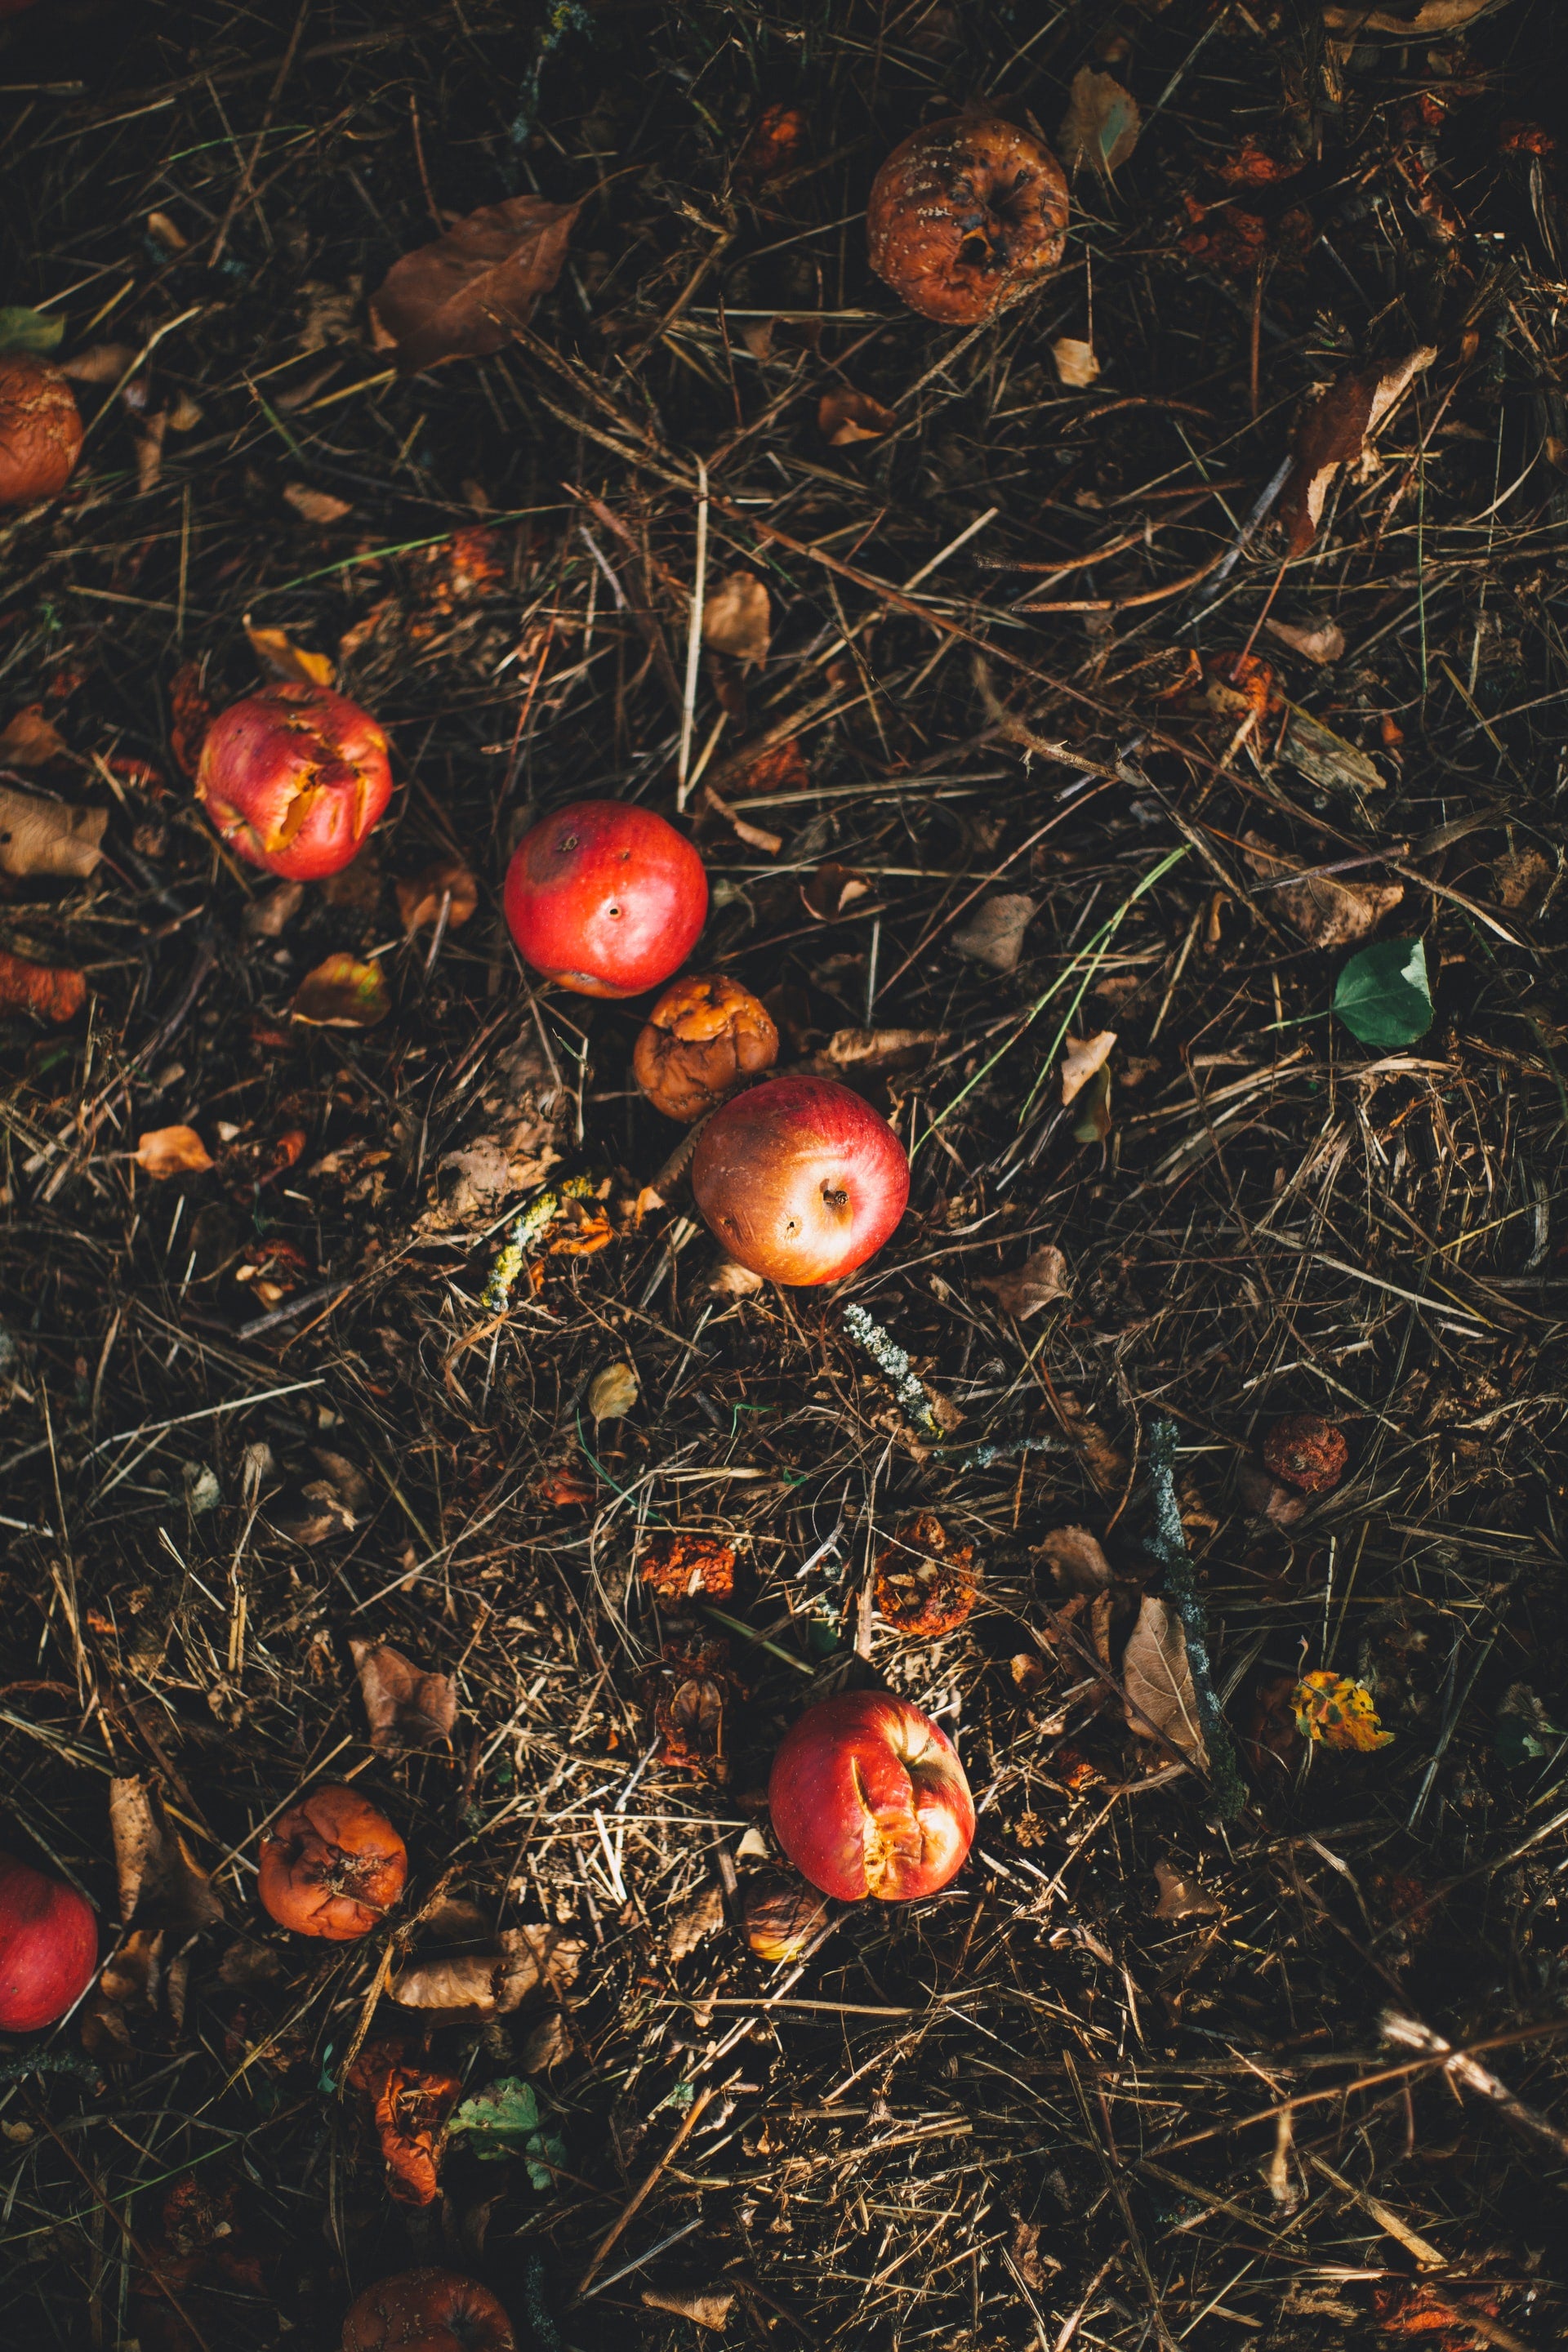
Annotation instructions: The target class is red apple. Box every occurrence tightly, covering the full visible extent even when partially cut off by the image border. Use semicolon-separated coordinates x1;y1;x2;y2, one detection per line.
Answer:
0;355;83;508
341;2269;514;2352
768;1692;974;1903
691;1073;908;1285
195;682;393;880
0;1851;97;2031
502;799;706;998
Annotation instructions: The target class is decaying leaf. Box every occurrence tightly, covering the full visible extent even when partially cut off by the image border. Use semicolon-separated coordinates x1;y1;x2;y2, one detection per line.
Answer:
350;1639;457;1754
1279;705;1387;798
818;387;898;445
1057;1392;1129;1494
0;706;69;768
952;893;1037;973
1153;1859;1221;1920
1058;67;1142;177
1037;1526;1112;1595
1324;0;1510;25
136;1126;213;1179
60;342;136;385
291;954;390;1027
702;568;771;666
815;1026;946;1075
244;622;335;688
1061;1030;1116;1107
1293;1668;1393;1752
390;1923;584;2018
109;1778;225;1934
370;196;582;372
0;948;86;1025
588;1361;639;1421
666;1883;727;1964
347;2039;461;2207
1279;349;1435;555
1123;1595;1209;1763
243;880;305;939
1242;834;1404;949
1492;849;1551;911
519;2008;573;2073
396;858;479;933
706;1254;764;1298
1052;336;1101;389
976;1244;1071;1320
1264;616;1346;666
282;483;353;526
802;861;871;920
642;2287;737;2334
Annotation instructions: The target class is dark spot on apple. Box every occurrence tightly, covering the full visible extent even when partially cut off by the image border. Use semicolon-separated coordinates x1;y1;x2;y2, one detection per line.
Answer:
822;1186;849;1210
559;832;578;852
606;902;622;919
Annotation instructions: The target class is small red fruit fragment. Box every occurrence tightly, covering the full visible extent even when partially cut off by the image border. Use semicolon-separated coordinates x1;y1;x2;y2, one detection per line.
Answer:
1262;1413;1348;1494
768;1690;974;1903
0;356;83;508
503;798;707;999
341;2267;514;2352
867;116;1069;326
257;1784;407;1942
195;683;393;881
633;972;778;1122
872;1512;978;1637
0;1851;97;2032
639;1532;737;1609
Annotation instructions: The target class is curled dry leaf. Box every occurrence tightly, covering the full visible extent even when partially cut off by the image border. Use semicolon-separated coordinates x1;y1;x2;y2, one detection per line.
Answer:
1061;1030;1116;1107
61;342;137;385
1122;1595;1209;1763
1153;1859;1221;1920
1038;1526;1112;1595
818;387;898;445
1280;706;1386;799
1058;67;1142;176
371;195;582;372
390;1923;585;2017
136;1125;213;1178
1279;349;1435;556
802;861;871;920
109;1778;224;1936
243;880;305;939
396;858;478;933
282;483;352;526
243;622;334;688
519;2007;572;2072
291;954;390;1028
1242;834;1403;950
702;568;771;666
588;1361;639;1422
640;1532;737;1609
666;1882;726;1965
1236;1454;1312;1527
1324;0;1510;24
0;947;86;1024
1052;336;1101;389
816;1025;946;1074
642;2288;737;2334
345;2038;461;2207
350;1639;457;1754
0;706;69;768
977;1243;1071;1320
951;893;1036;973
1263;616;1346;666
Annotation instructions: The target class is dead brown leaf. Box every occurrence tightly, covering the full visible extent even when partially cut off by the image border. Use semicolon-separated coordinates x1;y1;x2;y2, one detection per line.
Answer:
1123;1596;1209;1763
1493;849;1551;911
813;1025;946;1075
282;483;353;526
369;196;582;372
291;954;390;1028
1153;1859;1221;1920
1057;1392;1128;1494
390;1924;583;2016
818;387;898;445
1264;616;1346;665
1279;349;1435;555
666;1883;726;1964
109;1778;225;1934
641;2288;737;2333
243;881;305;939
1038;1526;1112;1594
1324;0;1508;24
1052;336;1101;389
244;622;334;688
802;861;871;920
1061;1030;1116;1107
702;568;772;666
0;948;86;1025
0;706;69;768
1241;833;1403;948
1058;66;1142;176
952;893;1037;973
976;1244;1071;1320
519;2009;572;2072
0;783;105;880
60;343;136;385
396;858;479;933
136;1126;213;1179
350;1639;457;1754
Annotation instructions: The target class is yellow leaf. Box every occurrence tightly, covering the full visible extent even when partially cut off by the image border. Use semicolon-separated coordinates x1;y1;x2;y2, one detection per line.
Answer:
1292;1669;1392;1752
702;569;771;666
244;620;335;688
291;953;390;1028
136;1125;213;1178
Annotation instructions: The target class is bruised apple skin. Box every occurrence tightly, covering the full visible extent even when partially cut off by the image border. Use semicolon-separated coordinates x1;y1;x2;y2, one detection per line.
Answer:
503;798;707;999
691;1073;908;1285
195;683;393;881
257;1784;408;1942
0;355;84;508
634;972;778;1122
866;115;1069;326
341;2268;514;2352
0;1851;97;2032
768;1692;975;1903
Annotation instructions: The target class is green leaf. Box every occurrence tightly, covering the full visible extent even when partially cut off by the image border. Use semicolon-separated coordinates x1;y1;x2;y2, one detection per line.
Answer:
448;2075;565;2191
1332;938;1432;1049
0;308;65;358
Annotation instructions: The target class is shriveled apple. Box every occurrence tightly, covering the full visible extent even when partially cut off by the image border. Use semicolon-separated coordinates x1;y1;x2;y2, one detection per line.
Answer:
0;356;83;508
691;1074;907;1284
768;1691;974;1902
257;1784;407;1941
633;971;777;1122
195;682;393;880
